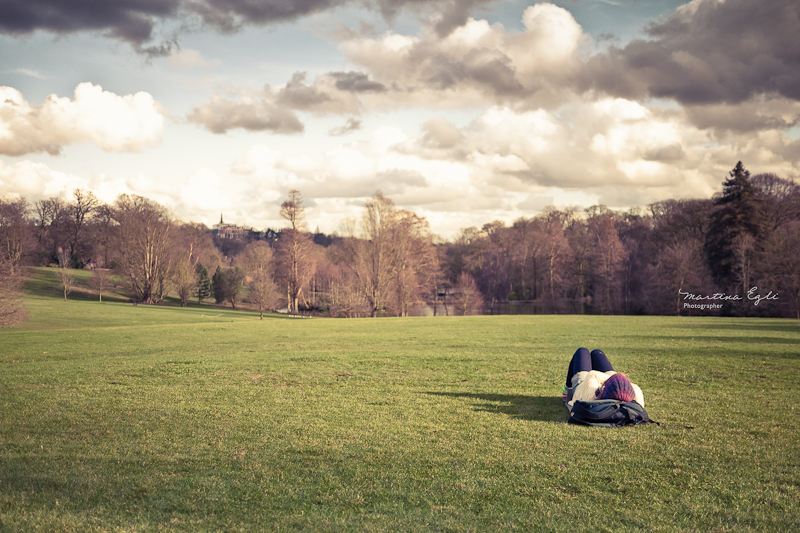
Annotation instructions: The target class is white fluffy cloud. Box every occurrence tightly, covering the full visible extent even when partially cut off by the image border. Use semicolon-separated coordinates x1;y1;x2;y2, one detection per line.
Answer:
0;160;86;200
187;2;588;126
0;159;172;208
0;83;165;156
186;2;800;138
459;99;718;201
337;4;587;108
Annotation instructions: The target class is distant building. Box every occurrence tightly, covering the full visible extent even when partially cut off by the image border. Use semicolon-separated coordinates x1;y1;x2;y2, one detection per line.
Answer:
211;214;279;242
212;214;251;240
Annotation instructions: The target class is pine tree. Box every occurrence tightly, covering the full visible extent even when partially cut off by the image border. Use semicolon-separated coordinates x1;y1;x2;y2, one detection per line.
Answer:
212;266;225;304
705;162;764;294
195;263;212;303
211;265;245;308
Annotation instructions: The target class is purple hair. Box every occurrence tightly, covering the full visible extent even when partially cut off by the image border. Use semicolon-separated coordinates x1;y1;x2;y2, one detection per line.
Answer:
602;373;635;402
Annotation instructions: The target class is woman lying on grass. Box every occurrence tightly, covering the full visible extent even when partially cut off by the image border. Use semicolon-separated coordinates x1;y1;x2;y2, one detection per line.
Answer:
562;347;644;412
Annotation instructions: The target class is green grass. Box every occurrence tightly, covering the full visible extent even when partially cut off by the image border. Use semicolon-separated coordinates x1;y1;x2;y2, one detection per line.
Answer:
1;268;799;532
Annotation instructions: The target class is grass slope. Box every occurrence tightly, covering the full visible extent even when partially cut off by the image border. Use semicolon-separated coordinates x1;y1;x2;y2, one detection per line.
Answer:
1;268;798;532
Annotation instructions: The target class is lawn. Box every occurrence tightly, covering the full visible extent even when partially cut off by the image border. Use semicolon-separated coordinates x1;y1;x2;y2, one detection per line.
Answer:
1;268;798;532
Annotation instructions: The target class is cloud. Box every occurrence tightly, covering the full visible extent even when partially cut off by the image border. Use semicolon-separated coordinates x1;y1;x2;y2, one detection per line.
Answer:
222;98;723;225
0;0;173;41
329;71;387;93
4;96;799;239
14;68;46;80
337;3;587;108
422;117;465;149
329;117;362;136
328;1;800;133
274;72;363;114
0;0;497;54
0;159;133;207
0;0;178;56
0;160;85;200
583;0;800;106
186;0;500;39
230;126;450;202
460;100;714;196
179;168;237;213
187;94;304;134
184;6;589;134
683;96;800;134
223;94;799;228
0;83;165;156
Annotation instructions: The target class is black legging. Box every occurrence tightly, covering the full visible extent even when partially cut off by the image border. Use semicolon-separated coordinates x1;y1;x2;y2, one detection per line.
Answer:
565;347;614;387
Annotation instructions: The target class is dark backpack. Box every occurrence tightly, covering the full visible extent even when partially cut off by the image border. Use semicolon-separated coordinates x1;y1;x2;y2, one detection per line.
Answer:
568;400;657;427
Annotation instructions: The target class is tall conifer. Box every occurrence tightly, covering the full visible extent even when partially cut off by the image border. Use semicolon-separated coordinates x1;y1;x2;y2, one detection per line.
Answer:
705;161;764;293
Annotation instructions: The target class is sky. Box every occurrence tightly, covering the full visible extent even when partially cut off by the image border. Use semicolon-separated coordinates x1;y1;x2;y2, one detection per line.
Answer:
1;0;799;239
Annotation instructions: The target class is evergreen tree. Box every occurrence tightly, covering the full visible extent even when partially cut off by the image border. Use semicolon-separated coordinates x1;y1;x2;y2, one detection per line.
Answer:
211;265;245;307
195;263;212;303
705;161;764;294
223;267;246;308
212;265;226;304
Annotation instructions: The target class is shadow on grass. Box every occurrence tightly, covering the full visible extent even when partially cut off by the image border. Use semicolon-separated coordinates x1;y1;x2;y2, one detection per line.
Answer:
22;267;131;303
424;392;566;423
21;267;302;321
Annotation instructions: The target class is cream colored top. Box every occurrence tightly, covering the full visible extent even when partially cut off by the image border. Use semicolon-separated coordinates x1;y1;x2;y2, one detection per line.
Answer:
567;370;645;411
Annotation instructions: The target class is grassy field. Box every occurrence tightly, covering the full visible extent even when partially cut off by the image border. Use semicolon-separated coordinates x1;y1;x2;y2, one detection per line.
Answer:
1;268;799;532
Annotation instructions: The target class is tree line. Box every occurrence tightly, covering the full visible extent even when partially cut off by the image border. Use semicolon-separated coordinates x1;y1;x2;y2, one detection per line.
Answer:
1;162;799;323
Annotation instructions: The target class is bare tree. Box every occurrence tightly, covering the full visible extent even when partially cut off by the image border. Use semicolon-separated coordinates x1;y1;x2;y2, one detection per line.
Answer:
340;192;400;317
111;194;174;304
565;217;591;313
454;271;484;315
89;269;112;303
510;216;544;301
645;241;707;315
33;197;68;264
327;272;371;317
389;210;437;316
732;232;756;298
758;221;800;318
0;263;26;325
239;241;280;319
0;197;33;275
649;198;714;245
277;190;317;314
176;222;223;273
750;173;800;231
67;189;100;266
0;197;31;324
589;212;626;314
172;254;198;307
539;217;572;311
56;248;75;301
315;244;369;317
481;221;515;304
248;269;280;319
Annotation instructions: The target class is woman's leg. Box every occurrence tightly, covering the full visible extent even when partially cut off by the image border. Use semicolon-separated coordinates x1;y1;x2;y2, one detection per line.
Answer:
566;347;592;386
590;349;615;373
